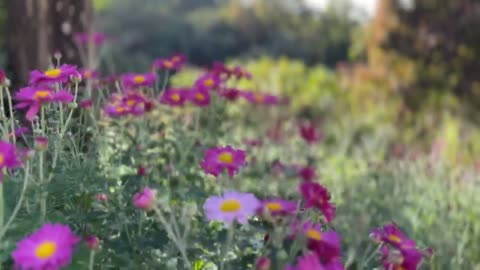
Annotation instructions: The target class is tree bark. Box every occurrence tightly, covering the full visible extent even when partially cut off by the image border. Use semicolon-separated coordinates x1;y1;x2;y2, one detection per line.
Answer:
6;0;93;88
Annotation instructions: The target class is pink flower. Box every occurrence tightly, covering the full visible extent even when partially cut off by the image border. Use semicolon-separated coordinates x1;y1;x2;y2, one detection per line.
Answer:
29;65;79;86
211;62;233;78
85;235;100;250
380;245;422;270
203;191;259;225
195;73;220;91
96;193;108;202
0;141;22;182
0;69;7;85
14;87;74;121
259;199;297;216
137;165;147;176
241;91;280;105
74;32;107;45
299;122;323;144
187;89;210;107
289;253;326;270
298;166;316;181
255;257;271;270
154;54;187;71
133;187;157;210
370;223;416;250
12;223;80;270
299;182;336;223
232;66;252;80
221;88;242;101
104;91;153;118
79;99;93;110
34;137;48;151
302;221;342;263
200;146;247;177
122;73;156;88
160;89;187;106
80;69;99;80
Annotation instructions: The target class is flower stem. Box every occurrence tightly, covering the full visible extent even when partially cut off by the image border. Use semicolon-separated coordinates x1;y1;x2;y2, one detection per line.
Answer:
220;224;235;270
88;250;96;270
39;107;46;222
5;88;16;144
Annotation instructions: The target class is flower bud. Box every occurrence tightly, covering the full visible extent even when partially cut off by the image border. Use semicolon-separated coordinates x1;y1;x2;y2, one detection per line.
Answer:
255;257;271;270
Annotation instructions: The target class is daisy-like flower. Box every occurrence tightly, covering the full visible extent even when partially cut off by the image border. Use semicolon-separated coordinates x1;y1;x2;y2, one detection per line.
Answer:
370;223;416;250
0;140;22;182
302;221;341;263
200;146;247;177
133;187;157;210
80;69;99;80
203;191;259;225
122;73;156;88
288;252;326;270
14;87;74;121
29;65;78;86
74;32;107;45
154;54;187;71
195;73;220;91
242;91;280;105
187;88;210;107
380;245;423;270
104;91;153;118
299;122;323;144
259;199;297;216
299;181;336;223
12;223;80;270
160;89;187;106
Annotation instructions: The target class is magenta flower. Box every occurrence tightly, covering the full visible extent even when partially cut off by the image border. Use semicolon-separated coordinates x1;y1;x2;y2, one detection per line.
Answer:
289;253;326;270
221;88;242;101
29;65;78;86
187;89;210;107
232;66;252;80
14;87;74;121
74;32;107;45
299;181;336;223
154;54;187;71
85;235;100;250
0;141;21;181
242;91;280;105
298;166;316;181
211;62;233;78
34;137;48;151
104;91;153;118
370;223;416;250
299;122;323;144
96;193;108;202
0;69;7;85
122;73;156;88
195;73;220;91
259;199;297;216
12;223;80;270
137;165;147;176
256;257;272;270
203;191;259;225
80;69;99;80
79;99;93;110
160;89;187;106
380;245;422;270
200;146;247;177
302;221;341;263
133;187;157;210
9;127;30;140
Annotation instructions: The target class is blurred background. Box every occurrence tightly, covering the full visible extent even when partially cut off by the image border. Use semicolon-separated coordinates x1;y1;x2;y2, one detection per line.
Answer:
1;0;480;164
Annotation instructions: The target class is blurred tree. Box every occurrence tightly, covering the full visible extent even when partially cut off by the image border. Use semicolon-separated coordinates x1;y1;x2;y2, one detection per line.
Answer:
5;0;94;86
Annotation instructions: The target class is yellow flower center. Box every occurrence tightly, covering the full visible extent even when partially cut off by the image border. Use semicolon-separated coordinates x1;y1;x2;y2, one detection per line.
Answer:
306;229;322;241
84;71;92;78
172;56;181;62
204;79;214;87
220;199;241;212
171;93;180;102
164;61;173;68
0;153;4;165
195;93;205;101
34;90;51;100
265;202;282;212
127;99;136;106
388;234;402;243
255;94;264;103
218;152;233;164
133;75;146;84
35;241;57;259
116;106;125;113
44;69;61;78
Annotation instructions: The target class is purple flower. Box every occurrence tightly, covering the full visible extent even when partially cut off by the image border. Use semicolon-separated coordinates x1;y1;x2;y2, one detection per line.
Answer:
298;166;316;181
80;69;99;80
34;137;48;151
200;146;247;177
302;221;342;263
122;73;156;88
370;223;416;250
133;187;157;210
160;89;187;106
299;122;323;144
221;88;242;101
299;181;336;223
195;73;220;91
104;91;153;118
29;65;78;86
15;87;74;121
203;191;260;225
232;66;252;80
259;199;297;216
85;235;100;250
0;141;22;182
187;88;210;107
380;245;423;270
154;54;187;71
12;223;80;270
241;91;280;105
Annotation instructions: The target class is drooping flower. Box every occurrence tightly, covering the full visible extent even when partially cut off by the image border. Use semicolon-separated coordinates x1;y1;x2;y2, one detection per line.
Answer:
200;146;247;177
12;223;80;270
370;223;416;250
0;141;22;181
159;89;187;106
299;122;323;144
187;88;210;107
299;181;336;223
74;32;107;46
85;235;100;250
259;199;297;216
122;73;156;88
133;187;157;210
29;65;79;86
14;87;74;121
203;191;259;225
380;245;423;270
195;73;220;91
154;54;187;71
298;166;316;181
302;221;342;263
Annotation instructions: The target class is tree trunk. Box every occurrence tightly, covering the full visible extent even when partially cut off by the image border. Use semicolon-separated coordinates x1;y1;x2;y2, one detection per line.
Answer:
6;0;94;88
